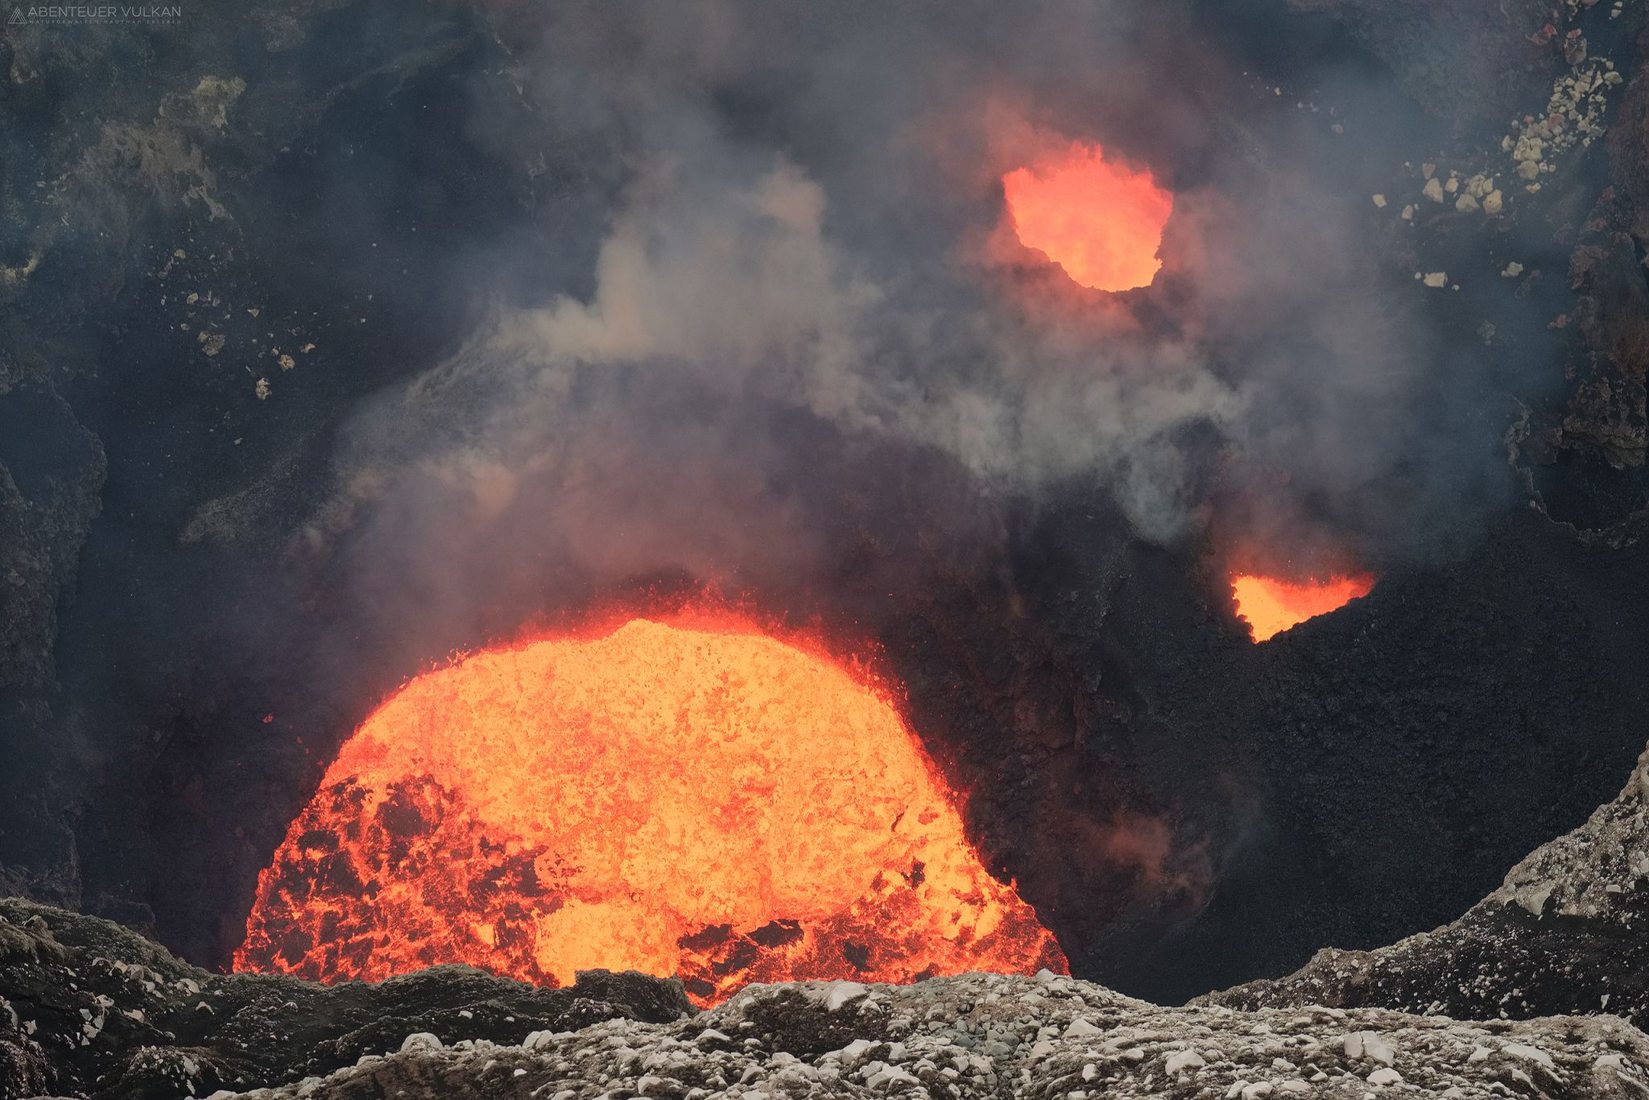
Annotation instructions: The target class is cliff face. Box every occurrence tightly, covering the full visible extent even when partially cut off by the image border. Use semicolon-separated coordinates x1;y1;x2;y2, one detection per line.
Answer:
1204;733;1649;1032
0;386;103;909
1292;0;1648;526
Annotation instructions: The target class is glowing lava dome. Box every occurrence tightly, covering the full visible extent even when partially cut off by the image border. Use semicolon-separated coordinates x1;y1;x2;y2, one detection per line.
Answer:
1231;573;1376;642
235;613;1065;1006
1002;140;1173;292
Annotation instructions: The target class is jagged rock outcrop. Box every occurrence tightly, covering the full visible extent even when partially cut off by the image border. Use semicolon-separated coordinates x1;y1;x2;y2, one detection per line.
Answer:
1205;740;1649;1030
0;898;690;1099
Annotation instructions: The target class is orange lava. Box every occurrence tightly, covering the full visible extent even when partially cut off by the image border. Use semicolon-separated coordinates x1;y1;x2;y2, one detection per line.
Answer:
235;612;1065;1006
1231;574;1376;642
1002;141;1173;292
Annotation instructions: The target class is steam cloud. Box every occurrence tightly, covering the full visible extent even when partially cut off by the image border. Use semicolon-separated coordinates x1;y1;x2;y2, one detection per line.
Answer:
310;0;1511;624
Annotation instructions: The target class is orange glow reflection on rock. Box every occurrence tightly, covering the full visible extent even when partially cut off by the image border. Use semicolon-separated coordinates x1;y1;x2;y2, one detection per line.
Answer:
235;612;1065;1006
1231;574;1376;642
1003;141;1173;292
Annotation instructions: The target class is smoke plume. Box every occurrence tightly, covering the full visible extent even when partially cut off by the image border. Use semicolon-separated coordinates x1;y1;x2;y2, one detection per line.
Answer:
303;0;1510;607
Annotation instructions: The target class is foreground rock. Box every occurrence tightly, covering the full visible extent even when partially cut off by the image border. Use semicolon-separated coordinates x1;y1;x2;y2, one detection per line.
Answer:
1207;742;1649;1030
0;898;690;1099
6;895;1649;1100
226;972;1649;1099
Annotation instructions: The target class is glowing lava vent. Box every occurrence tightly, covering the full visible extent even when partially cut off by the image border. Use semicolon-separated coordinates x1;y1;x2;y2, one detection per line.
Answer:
1002;141;1173;292
1231;573;1376;642
236;612;1065;1005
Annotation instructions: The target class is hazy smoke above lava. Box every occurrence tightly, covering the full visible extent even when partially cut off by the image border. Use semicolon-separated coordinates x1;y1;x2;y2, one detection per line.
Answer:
312;0;1512;620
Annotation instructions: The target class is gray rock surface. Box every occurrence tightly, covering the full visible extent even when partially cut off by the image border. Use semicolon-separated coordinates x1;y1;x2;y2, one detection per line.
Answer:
226;971;1649;1099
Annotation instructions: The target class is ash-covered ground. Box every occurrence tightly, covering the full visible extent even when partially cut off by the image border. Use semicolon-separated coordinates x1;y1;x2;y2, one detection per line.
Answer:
0;0;1646;1021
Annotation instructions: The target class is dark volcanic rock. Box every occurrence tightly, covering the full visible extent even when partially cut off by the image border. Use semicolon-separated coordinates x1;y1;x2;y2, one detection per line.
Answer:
0;383;104;698
0;378;103;910
1079;509;1649;1002
0;897;689;1099
1288;0;1559;129
1204;736;1649;1031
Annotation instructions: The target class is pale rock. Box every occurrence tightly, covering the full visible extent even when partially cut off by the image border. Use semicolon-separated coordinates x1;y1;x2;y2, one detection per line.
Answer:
1165;1049;1207;1074
820;981;869;1011
1065;1018;1101;1039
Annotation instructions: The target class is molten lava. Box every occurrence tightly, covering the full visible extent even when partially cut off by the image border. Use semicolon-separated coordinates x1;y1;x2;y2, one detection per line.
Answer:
236;613;1064;1005
1002;141;1173;292
1231;573;1376;642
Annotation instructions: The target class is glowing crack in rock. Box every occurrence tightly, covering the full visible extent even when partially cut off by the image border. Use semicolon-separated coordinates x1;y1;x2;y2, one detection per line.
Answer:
1231;573;1376;642
235;611;1066;1006
1003;141;1173;292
